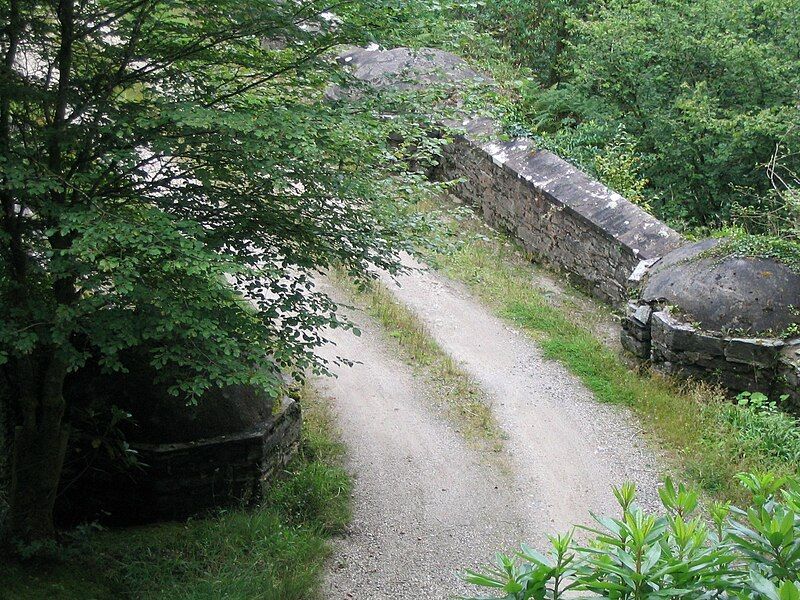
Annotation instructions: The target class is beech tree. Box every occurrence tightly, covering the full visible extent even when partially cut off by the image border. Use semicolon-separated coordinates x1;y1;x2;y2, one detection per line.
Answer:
0;0;425;540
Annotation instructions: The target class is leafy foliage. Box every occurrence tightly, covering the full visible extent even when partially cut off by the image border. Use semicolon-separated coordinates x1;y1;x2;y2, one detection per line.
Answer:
0;0;432;397
472;0;589;87
475;0;800;230
703;167;800;274
720;393;800;463
358;0;800;239
706;235;800;275
465;473;800;599
0;0;443;538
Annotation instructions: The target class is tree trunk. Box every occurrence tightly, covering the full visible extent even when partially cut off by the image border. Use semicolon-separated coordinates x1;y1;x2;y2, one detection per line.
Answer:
3;0;78;543
5;355;70;542
7;422;70;541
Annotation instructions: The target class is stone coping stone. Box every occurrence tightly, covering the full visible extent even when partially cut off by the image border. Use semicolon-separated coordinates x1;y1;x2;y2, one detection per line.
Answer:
725;338;786;368
454;118;684;262
626;301;653;327
132;403;290;453
651;309;786;368
336;46;485;91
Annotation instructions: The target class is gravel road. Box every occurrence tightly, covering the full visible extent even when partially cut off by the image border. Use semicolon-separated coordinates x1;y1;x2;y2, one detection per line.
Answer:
316;279;537;599
317;257;663;598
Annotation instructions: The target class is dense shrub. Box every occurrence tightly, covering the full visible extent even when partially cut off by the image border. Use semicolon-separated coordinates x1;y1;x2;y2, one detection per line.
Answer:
475;0;800;231
473;0;590;86
373;0;800;232
465;473;800;599
721;393;800;464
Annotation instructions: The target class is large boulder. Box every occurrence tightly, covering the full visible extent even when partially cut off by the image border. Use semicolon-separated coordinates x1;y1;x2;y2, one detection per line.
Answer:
642;238;800;336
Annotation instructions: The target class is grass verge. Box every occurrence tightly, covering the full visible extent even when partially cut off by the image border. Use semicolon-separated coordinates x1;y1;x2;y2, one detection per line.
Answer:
0;385;349;600
411;194;800;504
331;269;505;452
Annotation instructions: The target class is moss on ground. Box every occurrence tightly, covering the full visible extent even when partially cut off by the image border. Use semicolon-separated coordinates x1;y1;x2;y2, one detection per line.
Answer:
703;234;800;274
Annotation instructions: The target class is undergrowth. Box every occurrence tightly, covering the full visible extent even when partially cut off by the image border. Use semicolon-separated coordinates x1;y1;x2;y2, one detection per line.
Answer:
720;392;800;465
705;234;800;274
0;386;349;600
412;195;800;505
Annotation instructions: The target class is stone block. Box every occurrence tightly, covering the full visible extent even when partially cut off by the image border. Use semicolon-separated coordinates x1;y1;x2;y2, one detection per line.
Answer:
627;301;652;327
693;354;751;373
684;332;727;357
622;319;651;342
621;331;650;358
651;360;680;377
628;257;660;286
725;338;784;368
715;368;773;395
650;310;730;356
650;341;676;363
672;328;727;356
651;311;695;349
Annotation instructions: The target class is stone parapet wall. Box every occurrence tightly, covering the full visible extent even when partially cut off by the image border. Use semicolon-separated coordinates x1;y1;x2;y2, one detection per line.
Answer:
58;396;302;524
131;396;302;520
337;44;799;402
622;303;799;406
335;45;684;306
437;118;684;305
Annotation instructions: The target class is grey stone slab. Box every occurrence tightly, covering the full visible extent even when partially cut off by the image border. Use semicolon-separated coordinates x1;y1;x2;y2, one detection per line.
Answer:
725;337;784;368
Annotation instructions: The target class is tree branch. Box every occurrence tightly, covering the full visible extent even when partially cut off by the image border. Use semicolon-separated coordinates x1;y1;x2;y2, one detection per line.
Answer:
1;0;26;282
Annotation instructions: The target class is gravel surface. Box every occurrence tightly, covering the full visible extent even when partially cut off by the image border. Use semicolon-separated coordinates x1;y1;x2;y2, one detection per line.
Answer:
316;279;537;599
316;257;663;598
380;255;664;529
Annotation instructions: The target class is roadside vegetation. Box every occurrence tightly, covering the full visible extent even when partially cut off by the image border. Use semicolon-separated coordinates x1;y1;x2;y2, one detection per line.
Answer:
466;472;800;599
371;0;800;265
0;386;349;599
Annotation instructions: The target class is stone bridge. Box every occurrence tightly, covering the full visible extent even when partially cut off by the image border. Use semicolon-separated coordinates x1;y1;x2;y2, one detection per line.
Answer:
337;46;800;408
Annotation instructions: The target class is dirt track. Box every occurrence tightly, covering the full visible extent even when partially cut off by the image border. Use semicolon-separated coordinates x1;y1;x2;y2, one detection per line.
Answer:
317;259;662;599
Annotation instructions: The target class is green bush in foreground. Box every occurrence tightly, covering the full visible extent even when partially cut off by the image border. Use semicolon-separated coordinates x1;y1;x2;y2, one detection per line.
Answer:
465;473;800;599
